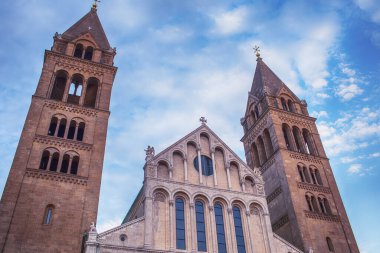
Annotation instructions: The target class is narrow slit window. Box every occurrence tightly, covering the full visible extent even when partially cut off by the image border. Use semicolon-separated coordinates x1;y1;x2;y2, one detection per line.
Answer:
43;205;54;225
176;198;186;250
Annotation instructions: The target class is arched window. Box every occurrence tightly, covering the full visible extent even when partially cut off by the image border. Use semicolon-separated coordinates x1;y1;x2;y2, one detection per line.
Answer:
84;46;94;60
50;70;68;101
233;206;246;253
67;120;76;140
194;155;213;176
318;197;325;213
326;237;334;252
315;169;323;185
257;136;267;165
298;165;305;182
292;126;303;153
305;195;313;211
39;150;50;170
77;122;85;141
251;111;256;124
67;74;83;105
70;156;79;175
281;97;288;111
254;106;260;119
282;124;292;150
48;117;58;136
214;203;227;253
287;99;295;112
302;129;316;155
50;152;59;172
311;196;319;213
310;168;317;184
74;44;84;58
43;205;54;225
251;143;260;167
84;77;98;108
60;154;70;173
323;198;332;215
195;201;207;252
57;118;67;138
303;166;311;183
263;129;274;157
175;198;186;250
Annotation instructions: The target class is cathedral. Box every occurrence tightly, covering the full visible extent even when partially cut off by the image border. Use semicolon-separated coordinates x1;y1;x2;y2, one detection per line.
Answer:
0;4;359;253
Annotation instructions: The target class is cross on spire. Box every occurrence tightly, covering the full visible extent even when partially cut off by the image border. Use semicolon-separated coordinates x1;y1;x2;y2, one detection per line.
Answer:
253;45;261;58
92;0;101;10
199;117;207;125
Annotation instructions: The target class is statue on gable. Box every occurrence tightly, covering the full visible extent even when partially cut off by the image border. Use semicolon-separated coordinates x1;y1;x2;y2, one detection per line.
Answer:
145;145;155;161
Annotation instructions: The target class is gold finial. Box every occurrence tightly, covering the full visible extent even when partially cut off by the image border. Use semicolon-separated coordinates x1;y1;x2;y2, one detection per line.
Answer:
253;45;261;58
92;0;101;9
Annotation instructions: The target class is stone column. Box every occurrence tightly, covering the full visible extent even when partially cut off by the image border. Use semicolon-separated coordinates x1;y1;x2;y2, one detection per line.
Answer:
245;210;254;253
63;76;71;102
226;166;232;190
144;197;153;249
241;178;246;192
73;124;79;140
183;157;188;182
169;166;173;179
79;79;87;106
197;149;203;184
189;202;196;252
68;157;73;174
209;205;217;253
169;200;175;251
85;230;98;253
211;151;218;186
46;154;53;171
227;207;236;253
54;118;62;137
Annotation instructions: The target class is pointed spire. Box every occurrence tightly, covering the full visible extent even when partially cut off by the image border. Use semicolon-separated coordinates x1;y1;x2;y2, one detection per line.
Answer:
62;6;111;50
250;50;286;98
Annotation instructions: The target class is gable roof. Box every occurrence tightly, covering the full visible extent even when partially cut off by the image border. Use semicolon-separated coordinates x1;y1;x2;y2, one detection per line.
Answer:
62;8;111;50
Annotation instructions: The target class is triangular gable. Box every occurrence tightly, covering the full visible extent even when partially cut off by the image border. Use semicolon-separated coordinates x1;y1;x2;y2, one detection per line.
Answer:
149;124;263;183
62;8;111;50
276;85;301;103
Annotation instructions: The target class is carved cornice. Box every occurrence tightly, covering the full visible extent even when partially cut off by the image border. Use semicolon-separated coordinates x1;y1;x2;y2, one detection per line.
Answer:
25;168;87;186
267;186;282;204
289;152;323;164
44;100;98;117
46;50;117;76
34;135;92;151
304;211;340;222
272;214;289;231
297;182;331;194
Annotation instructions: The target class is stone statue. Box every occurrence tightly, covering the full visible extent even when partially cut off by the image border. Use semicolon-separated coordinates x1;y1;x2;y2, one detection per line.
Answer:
145;145;155;161
90;222;97;233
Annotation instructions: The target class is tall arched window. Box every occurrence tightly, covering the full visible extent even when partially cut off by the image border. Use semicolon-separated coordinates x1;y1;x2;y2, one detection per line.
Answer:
50;152;59;172
195;201;207;252
74;44;84;58
282;124;292;150
315;169;323;185
214;203;227;253
324;198;332;215
254;106;260;119
176;198;186;250
306;195;313;211
43;205;54;225
287;99;295;112
281;97;288;111
311;196;319;213
233;206;246;253
67;120;76;139
39;150;50;170
310;168;317;184
302;129;316;155
60;154;70;173
70;156;79;175
84;46;94;60
292;126;304;153
257;136;267;165
326;237;334;252
48;117;58;136
84;77;98;108
77;122;85;141
298;165;305;182
57;118;67;138
263;129;274;157
251;143;260;167
50;70;68;101
303;166;311;183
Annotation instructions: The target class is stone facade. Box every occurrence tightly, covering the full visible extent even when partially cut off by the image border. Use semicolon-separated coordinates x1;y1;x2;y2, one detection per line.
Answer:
86;123;302;253
240;56;359;253
0;7;117;253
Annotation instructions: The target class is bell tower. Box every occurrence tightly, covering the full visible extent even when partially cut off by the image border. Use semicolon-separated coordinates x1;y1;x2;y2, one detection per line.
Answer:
240;50;359;253
0;5;117;253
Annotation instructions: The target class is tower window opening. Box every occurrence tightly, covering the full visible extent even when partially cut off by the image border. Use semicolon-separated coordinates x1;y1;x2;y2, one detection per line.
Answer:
70;156;79;175
74;44;84;58
39;150;50;170
67;120;76;140
50;71;68;101
287;99;295;112
326;237;335;252
84;77;99;108
43;205;54;225
60;154;70;173
281;97;288;111
310;168;317;184
67;74;83;105
57;119;67;138
77;122;85;141
48;117;58;136
49;152;59;172
254;106;260;119
84;46;94;60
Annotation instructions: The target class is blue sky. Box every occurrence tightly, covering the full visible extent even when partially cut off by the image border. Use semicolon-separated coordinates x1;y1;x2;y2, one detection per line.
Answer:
0;0;379;252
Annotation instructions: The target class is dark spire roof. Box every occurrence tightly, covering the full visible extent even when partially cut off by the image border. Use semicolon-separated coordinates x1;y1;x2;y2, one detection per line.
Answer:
250;58;287;98
62;8;111;50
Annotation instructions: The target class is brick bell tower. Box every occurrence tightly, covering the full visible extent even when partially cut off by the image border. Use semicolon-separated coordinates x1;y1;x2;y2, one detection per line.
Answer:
240;50;359;253
0;4;117;253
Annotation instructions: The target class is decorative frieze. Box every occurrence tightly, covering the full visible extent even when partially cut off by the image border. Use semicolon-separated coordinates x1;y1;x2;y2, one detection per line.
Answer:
272;214;289;231
44;100;98;117
267;186;282;204
25;168;87;186
244;114;269;146
304;211;340;222
289;152;323;164
260;156;275;174
297;182;331;194
277;111;312;127
34;135;92;151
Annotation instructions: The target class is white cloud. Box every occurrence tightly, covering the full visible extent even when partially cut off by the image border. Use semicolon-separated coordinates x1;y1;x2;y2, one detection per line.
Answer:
336;84;364;101
369;152;380;157
97;217;123;233
354;0;380;24
348;164;362;174
311;110;328;118
210;6;251;36
341;156;357;163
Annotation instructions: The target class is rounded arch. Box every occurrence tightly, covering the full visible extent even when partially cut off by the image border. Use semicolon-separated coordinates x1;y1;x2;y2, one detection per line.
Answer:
211;195;229;207
73;43;84;58
149;185;170;198
84;77;99;108
152;187;170;202
214;146;226;156
282;123;293;150
44;147;60;153
63;150;80;157
70;116;85;123
193;193;211;205
84;46;94;60
302;128;316;155
172;149;185;159
172;189;191;202
51;113;67;120
292;126;303;153
50;70;69;101
231;198;247;211
248;200;268;214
